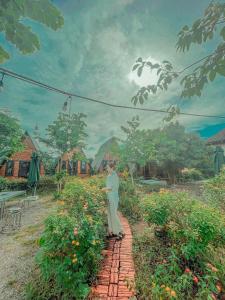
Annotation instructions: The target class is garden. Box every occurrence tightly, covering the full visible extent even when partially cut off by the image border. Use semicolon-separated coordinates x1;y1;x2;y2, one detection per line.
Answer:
119;171;225;300
1;0;225;299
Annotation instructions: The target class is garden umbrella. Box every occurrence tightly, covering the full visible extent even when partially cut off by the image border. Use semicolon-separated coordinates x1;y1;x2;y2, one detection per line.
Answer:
214;146;225;174
28;152;40;195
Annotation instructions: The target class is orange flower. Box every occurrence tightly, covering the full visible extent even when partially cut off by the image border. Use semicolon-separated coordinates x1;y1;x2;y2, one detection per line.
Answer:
170;290;176;297
216;282;222;292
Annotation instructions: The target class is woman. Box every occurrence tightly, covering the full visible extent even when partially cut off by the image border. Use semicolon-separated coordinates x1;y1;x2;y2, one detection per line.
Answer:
102;162;124;240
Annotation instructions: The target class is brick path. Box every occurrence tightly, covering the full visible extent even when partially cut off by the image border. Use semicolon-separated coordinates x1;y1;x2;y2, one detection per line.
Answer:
90;214;136;299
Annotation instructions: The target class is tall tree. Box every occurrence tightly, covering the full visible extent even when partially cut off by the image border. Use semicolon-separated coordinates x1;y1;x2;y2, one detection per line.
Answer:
154;122;213;183
0;0;64;63
132;1;225;104
46;112;87;153
0;111;23;159
119;116;157;184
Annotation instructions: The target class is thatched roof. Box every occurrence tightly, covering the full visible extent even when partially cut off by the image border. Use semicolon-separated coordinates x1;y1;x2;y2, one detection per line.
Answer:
206;128;225;145
93;137;120;171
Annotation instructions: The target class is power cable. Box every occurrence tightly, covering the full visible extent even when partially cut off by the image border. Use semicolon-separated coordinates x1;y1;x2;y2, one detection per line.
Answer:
0;67;225;119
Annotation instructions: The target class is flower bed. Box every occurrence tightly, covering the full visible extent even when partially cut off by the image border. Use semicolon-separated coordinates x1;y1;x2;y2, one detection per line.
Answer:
120;180;225;299
26;177;107;300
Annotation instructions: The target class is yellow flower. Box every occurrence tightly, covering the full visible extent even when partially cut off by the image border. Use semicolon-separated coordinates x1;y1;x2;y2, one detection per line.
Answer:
165;287;171;292
72;240;76;245
92;240;96;245
75;241;79;246
72;258;77;264
57;200;65;206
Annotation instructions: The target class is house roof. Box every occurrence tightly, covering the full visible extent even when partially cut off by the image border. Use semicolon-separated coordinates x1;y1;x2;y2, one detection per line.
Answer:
93;137;120;170
206;128;225;145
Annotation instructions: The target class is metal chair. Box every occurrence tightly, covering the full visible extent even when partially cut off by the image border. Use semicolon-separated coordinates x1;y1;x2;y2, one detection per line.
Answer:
1;206;22;232
22;195;39;209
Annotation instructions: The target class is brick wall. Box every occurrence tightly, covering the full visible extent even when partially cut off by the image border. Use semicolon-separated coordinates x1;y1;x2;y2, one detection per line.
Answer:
0;135;45;179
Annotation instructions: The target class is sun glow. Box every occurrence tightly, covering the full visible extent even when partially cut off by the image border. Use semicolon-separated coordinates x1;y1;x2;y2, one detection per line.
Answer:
128;56;160;87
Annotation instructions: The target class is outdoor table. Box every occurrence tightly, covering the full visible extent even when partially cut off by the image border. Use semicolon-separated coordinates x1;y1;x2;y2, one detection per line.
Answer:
0;191;26;220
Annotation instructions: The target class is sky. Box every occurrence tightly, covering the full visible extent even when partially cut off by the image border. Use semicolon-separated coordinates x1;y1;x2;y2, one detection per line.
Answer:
0;0;225;158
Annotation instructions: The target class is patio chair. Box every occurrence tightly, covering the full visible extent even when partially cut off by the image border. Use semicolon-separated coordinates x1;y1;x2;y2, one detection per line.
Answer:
22;195;39;209
1;206;22;232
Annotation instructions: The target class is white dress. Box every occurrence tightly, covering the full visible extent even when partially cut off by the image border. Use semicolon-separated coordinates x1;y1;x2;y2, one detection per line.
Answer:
106;171;123;235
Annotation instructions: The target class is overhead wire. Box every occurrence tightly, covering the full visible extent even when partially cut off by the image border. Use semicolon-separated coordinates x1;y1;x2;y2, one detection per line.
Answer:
0;66;225;119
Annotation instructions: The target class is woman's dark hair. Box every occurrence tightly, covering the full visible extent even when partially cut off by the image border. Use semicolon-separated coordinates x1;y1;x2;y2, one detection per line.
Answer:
108;161;116;169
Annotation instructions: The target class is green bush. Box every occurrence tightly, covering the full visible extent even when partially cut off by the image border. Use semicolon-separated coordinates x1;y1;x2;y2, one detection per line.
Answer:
0;177;28;191
179;168;203;182
27;177;107;300
134;229;224;300
0;176;8;191
119;195;141;223
119;178;141;223
204;170;225;210
0;175;56;193
140;191;225;260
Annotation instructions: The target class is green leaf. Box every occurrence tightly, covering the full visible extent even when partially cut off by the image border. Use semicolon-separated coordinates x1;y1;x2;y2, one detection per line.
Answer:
216;66;225;76
144;92;148;100
23;0;64;30
220;27;225;40
0;46;10;63
209;70;216;81
137;66;143;77
132;64;140;71
5;22;40;54
139;95;144;104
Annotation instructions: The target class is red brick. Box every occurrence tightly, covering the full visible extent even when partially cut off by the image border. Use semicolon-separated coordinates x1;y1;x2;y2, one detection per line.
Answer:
108;284;118;297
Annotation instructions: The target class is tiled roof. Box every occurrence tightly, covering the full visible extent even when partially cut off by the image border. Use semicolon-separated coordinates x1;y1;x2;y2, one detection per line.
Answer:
206;128;225;144
93;137;120;170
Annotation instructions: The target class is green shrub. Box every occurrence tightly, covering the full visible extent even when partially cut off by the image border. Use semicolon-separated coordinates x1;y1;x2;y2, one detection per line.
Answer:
140;191;225;260
179;168;203;182
0;177;28;191
27;177;107;300
0;176;8;191
38;176;56;192
134;227;225;300
0;175;56;193
119;195;141;223
204;170;225;210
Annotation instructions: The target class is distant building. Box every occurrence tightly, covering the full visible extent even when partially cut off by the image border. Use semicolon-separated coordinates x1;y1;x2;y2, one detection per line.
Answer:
0;131;45;179
58;147;90;177
206;128;225;151
93;137;120;173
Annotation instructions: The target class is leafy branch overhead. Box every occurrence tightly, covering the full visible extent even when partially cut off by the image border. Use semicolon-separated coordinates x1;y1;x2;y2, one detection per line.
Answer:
0;0;64;63
132;1;225;105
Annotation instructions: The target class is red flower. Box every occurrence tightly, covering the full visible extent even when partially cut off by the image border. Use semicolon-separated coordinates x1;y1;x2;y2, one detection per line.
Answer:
193;276;199;284
185;268;191;273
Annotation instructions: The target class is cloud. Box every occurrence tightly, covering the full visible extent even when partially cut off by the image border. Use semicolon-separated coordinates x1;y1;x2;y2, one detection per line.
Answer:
0;0;224;158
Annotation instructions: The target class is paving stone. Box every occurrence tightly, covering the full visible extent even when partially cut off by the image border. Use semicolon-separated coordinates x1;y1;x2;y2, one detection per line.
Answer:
89;214;136;299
